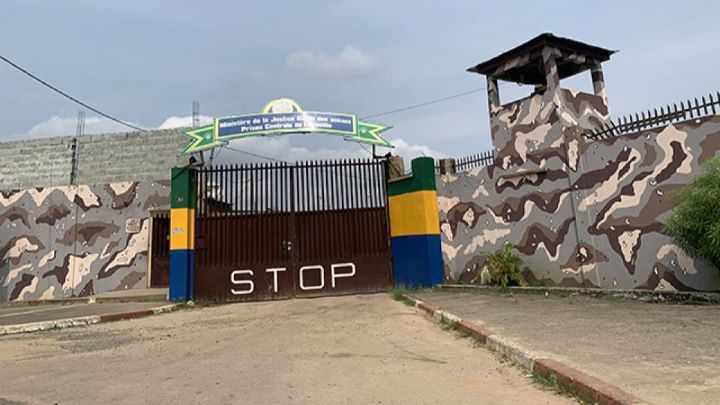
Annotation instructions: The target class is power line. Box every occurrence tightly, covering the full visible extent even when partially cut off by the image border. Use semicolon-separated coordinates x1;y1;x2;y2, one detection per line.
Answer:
361;87;485;120
0;53;147;132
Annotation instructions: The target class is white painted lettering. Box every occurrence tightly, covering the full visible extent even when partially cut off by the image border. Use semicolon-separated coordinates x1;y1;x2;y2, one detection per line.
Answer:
299;265;324;290
265;267;287;293
230;270;254;295
331;263;356;288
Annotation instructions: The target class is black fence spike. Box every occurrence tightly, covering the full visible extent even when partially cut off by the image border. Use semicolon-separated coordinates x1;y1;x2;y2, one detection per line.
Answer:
608;120;617;135
687;100;695;118
678;101;685;120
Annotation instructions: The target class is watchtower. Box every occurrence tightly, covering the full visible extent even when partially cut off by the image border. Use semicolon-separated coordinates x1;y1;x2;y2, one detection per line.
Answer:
468;33;615;167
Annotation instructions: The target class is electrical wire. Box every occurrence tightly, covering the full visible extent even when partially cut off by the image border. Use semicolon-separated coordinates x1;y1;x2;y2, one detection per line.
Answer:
219;86;487;164
2;47;484;135
0;53;147;132
361;87;485;120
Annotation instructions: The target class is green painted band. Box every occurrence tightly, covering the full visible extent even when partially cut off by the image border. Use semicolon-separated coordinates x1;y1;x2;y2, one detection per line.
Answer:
387;157;436;196
171;167;196;209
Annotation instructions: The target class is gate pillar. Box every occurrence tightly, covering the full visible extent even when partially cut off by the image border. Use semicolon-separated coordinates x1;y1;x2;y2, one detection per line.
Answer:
169;167;196;301
387;157;443;288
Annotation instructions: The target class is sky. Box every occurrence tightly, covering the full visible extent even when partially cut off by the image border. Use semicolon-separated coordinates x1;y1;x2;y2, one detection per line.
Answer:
2;0;719;163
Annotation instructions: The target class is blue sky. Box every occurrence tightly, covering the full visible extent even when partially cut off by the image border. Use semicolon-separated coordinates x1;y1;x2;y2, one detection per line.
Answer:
1;1;719;161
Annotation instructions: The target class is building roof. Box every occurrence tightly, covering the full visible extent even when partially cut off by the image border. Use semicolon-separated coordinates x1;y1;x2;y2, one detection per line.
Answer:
467;33;616;85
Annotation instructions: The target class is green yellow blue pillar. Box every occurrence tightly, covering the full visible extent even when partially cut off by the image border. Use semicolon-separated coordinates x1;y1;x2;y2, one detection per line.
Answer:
387;157;443;287
169;167;196;301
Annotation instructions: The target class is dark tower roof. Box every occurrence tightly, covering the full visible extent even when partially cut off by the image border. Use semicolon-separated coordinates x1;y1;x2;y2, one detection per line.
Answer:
467;33;616;85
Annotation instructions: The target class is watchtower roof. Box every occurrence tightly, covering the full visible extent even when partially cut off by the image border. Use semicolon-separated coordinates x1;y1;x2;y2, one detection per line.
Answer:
467;33;616;85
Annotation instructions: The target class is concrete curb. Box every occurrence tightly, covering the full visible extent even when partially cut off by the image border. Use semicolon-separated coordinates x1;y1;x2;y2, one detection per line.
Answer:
436;284;720;305
0;293;168;309
0;304;179;336
403;294;645;405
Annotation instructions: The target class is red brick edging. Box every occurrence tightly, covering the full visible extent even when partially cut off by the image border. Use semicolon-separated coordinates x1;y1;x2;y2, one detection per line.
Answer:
534;358;642;405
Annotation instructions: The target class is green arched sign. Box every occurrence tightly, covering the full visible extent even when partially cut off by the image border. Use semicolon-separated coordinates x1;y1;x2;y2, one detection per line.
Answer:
182;98;393;155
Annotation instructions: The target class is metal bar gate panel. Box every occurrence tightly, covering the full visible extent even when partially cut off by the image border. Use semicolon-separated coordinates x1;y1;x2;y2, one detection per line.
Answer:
193;159;391;302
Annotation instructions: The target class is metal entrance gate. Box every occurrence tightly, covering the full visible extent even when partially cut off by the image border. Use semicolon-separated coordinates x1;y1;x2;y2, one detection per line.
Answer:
193;159;392;301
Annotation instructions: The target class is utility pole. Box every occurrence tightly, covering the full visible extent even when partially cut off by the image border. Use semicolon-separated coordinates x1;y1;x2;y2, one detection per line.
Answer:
191;100;207;167
70;110;85;185
192;100;200;128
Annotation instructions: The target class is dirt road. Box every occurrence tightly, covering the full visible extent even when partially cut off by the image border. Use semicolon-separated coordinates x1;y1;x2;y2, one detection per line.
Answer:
0;294;570;404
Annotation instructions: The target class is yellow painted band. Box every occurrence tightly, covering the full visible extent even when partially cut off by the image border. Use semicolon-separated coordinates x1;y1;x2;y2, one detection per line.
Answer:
170;208;195;250
388;190;440;237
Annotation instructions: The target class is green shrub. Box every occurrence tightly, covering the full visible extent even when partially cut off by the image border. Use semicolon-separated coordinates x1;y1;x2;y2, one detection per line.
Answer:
664;158;720;270
484;243;527;287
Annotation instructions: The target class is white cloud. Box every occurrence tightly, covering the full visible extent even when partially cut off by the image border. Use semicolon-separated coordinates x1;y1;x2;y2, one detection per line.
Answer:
158;115;214;129
14;114;213;140
392;138;446;161
23;115;143;139
285;46;380;78
214;135;443;172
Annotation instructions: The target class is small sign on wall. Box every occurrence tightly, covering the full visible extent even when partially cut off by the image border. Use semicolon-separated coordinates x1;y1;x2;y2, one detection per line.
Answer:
126;218;142;233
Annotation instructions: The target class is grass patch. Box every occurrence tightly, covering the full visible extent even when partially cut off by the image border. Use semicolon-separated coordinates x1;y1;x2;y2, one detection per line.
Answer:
438;315;460;332
389;285;416;307
532;371;591;404
437;316;486;347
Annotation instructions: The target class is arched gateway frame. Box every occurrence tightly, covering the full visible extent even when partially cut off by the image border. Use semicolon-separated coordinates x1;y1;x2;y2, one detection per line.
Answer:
170;99;395;302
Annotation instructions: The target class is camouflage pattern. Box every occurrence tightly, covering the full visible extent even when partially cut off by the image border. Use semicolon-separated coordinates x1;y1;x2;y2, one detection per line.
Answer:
0;181;170;301
437;83;720;291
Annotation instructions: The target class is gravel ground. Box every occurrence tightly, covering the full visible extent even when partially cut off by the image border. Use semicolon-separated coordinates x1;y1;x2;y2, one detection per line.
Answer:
0;294;571;405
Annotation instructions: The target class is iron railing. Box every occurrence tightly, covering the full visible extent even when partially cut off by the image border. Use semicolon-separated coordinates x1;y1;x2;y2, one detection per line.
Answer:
195;159;387;217
586;91;720;140
455;150;495;171
435;150;495;174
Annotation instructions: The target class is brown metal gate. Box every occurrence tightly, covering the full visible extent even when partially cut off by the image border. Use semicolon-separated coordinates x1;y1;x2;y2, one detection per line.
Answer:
193;159;391;302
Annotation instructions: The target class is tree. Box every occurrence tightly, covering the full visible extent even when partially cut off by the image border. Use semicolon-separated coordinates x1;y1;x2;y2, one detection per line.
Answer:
664;158;720;270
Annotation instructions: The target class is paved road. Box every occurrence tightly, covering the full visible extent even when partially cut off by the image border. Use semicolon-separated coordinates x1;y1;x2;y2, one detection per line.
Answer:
0;302;167;326
0;294;570;405
414;290;720;405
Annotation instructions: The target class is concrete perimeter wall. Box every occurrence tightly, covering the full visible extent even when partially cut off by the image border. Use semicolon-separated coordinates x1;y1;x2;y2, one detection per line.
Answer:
0;180;171;301
0;129;188;190
437;115;720;292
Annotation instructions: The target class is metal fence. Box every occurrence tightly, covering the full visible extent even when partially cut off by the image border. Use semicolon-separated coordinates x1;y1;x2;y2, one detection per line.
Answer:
435;149;495;174
195;160;387;216
586;91;720;140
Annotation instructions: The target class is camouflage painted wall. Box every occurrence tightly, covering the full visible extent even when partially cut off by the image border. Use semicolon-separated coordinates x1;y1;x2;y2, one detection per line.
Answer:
0;181;170;301
437;90;720;292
